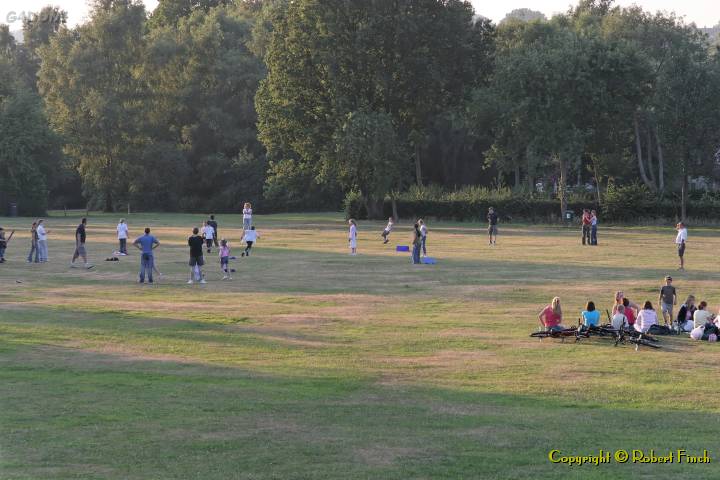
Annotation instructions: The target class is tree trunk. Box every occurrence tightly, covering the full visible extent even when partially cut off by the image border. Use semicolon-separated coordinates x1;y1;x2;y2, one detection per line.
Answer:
655;128;665;193
646;129;656;186
576;158;582;187
514;163;520;188
558;155;568;219
105;191;113;212
367;197;384;220
681;160;688;222
391;197;398;222
592;157;602;206
634;114;655;192
414;143;422;187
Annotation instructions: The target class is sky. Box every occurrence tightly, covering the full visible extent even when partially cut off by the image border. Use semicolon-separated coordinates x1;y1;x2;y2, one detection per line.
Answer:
1;0;719;30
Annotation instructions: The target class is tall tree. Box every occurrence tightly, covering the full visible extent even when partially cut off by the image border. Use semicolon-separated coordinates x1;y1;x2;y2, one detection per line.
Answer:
38;0;147;210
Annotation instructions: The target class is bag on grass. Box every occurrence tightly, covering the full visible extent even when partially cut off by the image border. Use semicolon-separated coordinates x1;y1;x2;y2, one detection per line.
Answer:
690;326;705;341
648;324;672;335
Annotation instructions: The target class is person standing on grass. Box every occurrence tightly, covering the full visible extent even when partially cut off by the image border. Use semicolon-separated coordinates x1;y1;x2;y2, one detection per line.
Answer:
241;226;258;257
219;239;232;280
208;215;219;248
243;202;253;230
411;223;422;264
676;222;687;270
659;275;677;326
188;227;206;284
27;222;39;263
581;209;591;245
0;227;14;263
380;217;394;244
36;219;48;262
117;219;129;255
538;297;565;331
418;219;428;257
71;218;93;269
133;227;159;284
590;210;598;246
348;219;358;255
487;207;498;245
635;301;658;333
202;220;214;254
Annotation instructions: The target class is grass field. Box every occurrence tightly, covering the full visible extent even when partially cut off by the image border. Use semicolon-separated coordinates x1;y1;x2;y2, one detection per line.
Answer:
1;212;720;479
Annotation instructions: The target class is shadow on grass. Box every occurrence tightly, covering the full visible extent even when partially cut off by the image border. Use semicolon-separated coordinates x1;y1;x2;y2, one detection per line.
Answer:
0;340;718;480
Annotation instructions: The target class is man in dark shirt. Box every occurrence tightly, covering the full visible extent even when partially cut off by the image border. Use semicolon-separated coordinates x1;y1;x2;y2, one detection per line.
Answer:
188;227;206;284
487;207;499;246
71;218;93;269
208;215;219;247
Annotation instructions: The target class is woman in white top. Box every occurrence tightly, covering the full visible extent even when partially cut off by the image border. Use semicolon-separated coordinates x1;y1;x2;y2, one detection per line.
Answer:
348;219;358;255
635;301;658;333
243;202;253;230
117;219;129;255
36;219;48;262
693;301;713;328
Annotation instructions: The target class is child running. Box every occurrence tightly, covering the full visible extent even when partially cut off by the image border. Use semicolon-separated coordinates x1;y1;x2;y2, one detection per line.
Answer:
219;239;232;280
380;217;394;244
241;226;258;257
676;222;687;270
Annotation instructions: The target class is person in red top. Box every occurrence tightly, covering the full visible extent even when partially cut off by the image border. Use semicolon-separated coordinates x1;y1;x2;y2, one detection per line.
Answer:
538;297;565;331
622;297;638;329
581;209;592;245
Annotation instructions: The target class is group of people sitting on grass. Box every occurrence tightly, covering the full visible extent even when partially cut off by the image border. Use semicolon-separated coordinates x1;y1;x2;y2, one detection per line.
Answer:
538;282;720;341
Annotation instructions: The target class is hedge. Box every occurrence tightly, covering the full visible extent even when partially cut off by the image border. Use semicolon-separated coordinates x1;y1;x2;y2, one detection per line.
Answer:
345;189;720;224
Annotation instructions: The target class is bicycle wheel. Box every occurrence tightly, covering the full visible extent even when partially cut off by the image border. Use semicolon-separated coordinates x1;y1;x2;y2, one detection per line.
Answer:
530;332;551;338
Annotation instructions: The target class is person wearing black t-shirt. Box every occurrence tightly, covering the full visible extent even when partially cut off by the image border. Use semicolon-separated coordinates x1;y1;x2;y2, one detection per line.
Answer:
71;218;93;269
487;207;498;246
188;227;206;284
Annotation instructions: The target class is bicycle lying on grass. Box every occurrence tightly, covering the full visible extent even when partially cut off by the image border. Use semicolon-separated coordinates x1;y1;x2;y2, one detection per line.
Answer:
529;325;589;342
530;315;661;350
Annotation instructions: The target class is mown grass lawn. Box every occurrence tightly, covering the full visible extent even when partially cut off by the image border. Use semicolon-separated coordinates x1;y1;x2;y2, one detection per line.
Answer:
1;212;719;479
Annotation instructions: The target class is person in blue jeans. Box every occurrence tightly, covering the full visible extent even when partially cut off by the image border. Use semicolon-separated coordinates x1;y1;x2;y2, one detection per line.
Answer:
581;301;601;327
590;210;598;246
133;227;160;284
411;223;422;264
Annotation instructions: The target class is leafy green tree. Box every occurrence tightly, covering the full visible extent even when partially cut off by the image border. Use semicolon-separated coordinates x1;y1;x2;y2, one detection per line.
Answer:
257;0;488;216
39;0;147;211
0;57;62;215
143;2;266;211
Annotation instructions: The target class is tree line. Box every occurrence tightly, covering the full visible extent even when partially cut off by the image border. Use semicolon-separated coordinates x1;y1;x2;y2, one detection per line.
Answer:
1;0;719;218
